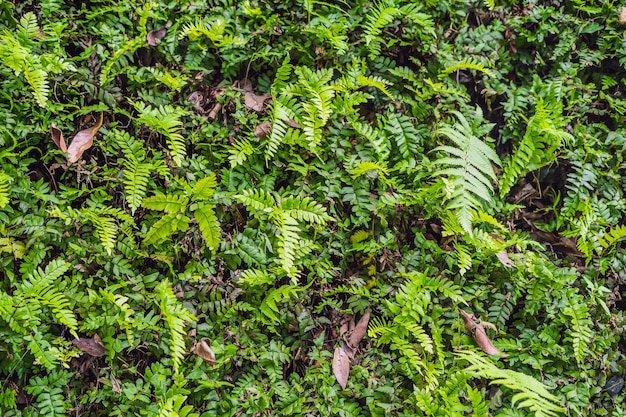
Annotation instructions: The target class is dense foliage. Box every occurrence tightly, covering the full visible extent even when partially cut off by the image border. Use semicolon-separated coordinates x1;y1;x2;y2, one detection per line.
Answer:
1;0;626;415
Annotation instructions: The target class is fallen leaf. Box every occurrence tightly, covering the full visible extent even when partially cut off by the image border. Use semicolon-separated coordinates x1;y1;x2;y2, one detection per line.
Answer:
191;338;216;363
244;91;269;112
620;7;626;24
72;334;105;357
332;343;350;389
346;308;370;356
286;118;301;128
111;375;122;393
460;310;506;357
50;123;67;152
254;121;272;138
147;27;167;46
187;91;206;114
207;102;222;120
495;250;515;268
67;112;104;165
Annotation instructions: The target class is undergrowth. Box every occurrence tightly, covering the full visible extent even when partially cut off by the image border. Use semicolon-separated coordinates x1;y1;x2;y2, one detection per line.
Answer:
1;0;626;416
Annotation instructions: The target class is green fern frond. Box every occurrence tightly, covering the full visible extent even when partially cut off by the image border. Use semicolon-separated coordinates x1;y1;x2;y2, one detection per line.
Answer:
440;57;496;79
457;350;565;417
155;280;196;373
144;212;190;245
194;204;221;251
191;174;217;201
25;334;60;370
599;224;626;249
275;212;301;275
352;121;390;160
18;260;78;338
363;0;400;59
238;268;275;286
562;291;593;364
272;56;293;94
385;112;421;159
260;284;299;323
236;189;276;213
433;110;501;233
500;99;573;197
122;155;152;214
356;75;393;99
135;102;188;166
142;193;189;213
278;194;332;225
0;171;10;208
24;68;49;107
265;96;302;161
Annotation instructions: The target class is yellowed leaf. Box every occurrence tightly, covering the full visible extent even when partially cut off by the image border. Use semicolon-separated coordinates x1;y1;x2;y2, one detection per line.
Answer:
67;113;103;165
332;344;350;389
191;338;216;363
72;334;105;357
50;123;67;152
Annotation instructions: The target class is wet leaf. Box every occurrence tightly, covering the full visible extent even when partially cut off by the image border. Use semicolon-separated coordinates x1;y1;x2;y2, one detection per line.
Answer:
50;123;67;152
191;338;216;363
332;343;350;389
244;91;269;112
67;112;104;165
147;27;167;46
460;310;506;356
72;334;105;357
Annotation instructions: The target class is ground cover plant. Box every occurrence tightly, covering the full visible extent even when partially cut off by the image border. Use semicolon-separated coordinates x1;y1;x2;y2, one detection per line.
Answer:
1;0;626;415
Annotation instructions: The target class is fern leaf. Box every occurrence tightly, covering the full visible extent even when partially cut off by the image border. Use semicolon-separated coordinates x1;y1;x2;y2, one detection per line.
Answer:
278;195;331;225
24;67;49;107
135;103;188;166
144;212;190;245
0;171;10;208
25;334;59;370
457;350;565;417
599;224;626;249
433;110;501;232
440;57;496;79
385;113;421;159
356;74;393;99
194;204;221;251
562;291;593;364
142;193;189;213
236;189;276;213
191;174;217;201
259;284;299;323
155;280;196;373
272;56;293;94
275;213;300;276
123;156;151;214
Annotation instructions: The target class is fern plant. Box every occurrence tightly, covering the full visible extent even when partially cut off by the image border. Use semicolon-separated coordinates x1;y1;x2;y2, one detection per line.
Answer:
235;188;332;277
134;102;188;166
142;174;221;251
456;350;565;417
500;98;573;197
154;279;196;374
433;108;501;233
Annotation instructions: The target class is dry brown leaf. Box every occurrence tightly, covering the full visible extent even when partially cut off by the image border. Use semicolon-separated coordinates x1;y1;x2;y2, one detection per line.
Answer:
495;250;515;268
111;375;122;393
460;310;506;357
254;121;272;138
72;334;105;357
67;112;104;165
620;7;626;24
332;343;350;389
346;308;370;354
244;91;269;112
286;118;301;129
147;27;167;46
191;338;216;363
50;123;67;152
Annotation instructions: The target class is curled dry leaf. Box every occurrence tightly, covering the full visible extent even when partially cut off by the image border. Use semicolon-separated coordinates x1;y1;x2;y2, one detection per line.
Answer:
50;123;67;152
332;343;350;390
495;250;515;268
254;121;272;138
147;27;167;46
244;91;270;112
620;7;626;25
72;334;105;357
191;338;216;363
460;310;506;357
67;112;104;165
345;307;370;358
